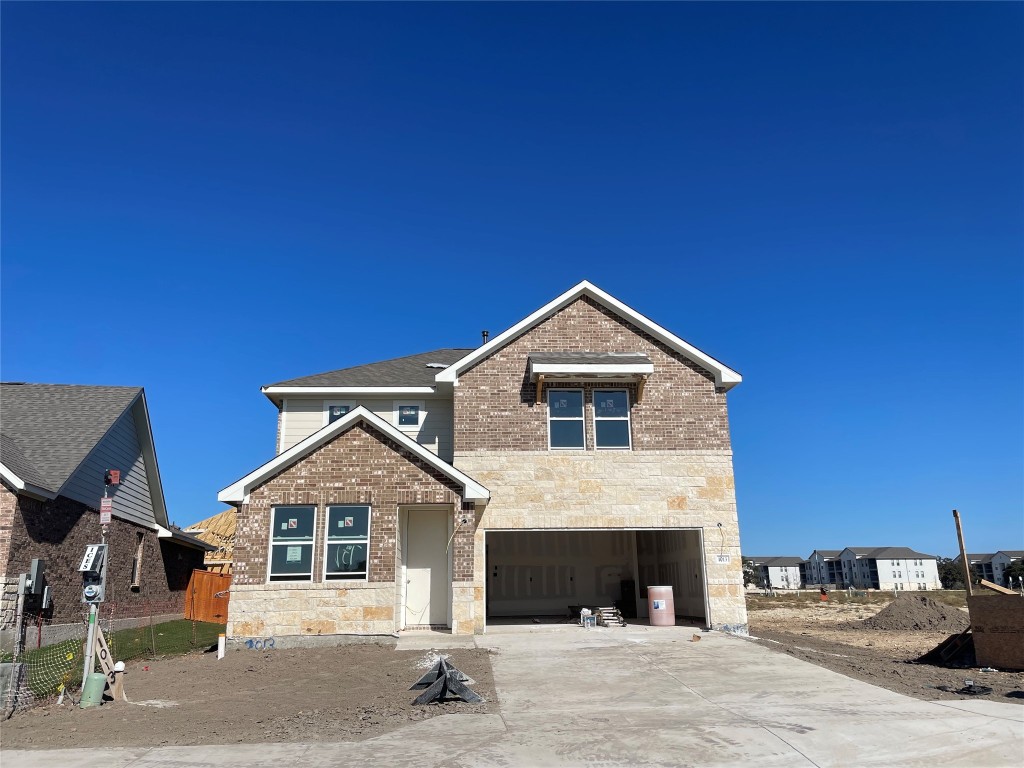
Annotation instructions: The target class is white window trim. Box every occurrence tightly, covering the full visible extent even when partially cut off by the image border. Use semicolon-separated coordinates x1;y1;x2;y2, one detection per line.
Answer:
130;531;145;589
267;505;317;583
547;388;585;450
394;400;425;432
323;505;372;581
592;388;632;450
323;400;357;427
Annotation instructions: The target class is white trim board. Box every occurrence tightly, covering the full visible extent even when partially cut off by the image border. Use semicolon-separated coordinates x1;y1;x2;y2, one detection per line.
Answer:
436;280;741;390
218;405;490;504
0;462;57;500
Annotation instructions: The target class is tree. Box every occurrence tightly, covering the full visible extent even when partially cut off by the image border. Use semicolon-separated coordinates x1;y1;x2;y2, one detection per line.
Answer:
741;558;757;588
1004;559;1024;588
936;557;965;590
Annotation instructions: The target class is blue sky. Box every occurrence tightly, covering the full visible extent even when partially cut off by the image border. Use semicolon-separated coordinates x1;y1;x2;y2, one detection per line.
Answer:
2;2;1021;558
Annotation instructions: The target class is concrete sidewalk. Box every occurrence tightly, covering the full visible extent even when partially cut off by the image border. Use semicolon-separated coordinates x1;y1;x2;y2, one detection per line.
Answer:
4;625;1022;767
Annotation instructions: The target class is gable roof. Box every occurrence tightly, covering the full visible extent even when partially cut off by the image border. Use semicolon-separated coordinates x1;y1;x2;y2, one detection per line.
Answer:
842;547;936;560
184;508;236;563
808;550;842;559
997;550;1024;559
751;556;806;567
0;383;142;496
218;405;489;504
435;281;742;390
263;349;473;400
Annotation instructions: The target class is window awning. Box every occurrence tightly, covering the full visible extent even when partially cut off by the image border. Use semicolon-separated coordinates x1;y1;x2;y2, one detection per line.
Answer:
528;352;654;402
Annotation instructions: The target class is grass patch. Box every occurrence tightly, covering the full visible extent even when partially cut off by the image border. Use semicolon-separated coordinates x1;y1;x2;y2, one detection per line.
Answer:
3;619;224;699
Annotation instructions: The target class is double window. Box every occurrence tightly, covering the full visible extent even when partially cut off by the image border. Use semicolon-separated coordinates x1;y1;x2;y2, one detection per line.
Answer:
547;388;632;450
269;506;316;581
268;504;371;582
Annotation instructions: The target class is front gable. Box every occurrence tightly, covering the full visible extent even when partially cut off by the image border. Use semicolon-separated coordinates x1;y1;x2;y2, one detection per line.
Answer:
451;295;734;452
437;280;741;390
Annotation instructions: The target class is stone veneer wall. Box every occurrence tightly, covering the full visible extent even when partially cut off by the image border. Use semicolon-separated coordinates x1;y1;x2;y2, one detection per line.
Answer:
230;421;470;639
455;451;748;634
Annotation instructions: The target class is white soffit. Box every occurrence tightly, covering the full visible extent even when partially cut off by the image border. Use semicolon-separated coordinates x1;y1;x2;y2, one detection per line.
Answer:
218;406;489;504
435;280;742;389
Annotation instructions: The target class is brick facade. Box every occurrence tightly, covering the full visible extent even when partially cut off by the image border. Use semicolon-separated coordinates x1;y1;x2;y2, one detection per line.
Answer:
0;485;205;631
454;296;732;453
229;421;471;638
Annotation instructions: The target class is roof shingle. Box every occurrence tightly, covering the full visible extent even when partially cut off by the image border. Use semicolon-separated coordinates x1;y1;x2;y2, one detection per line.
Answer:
267;349;474;389
0;383;141;492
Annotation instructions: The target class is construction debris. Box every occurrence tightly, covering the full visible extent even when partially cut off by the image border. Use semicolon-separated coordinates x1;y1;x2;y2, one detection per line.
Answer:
594;606;626;627
410;658;483;705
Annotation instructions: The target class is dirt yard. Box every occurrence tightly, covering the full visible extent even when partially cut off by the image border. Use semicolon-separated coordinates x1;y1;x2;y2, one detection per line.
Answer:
746;591;1024;704
0;643;497;749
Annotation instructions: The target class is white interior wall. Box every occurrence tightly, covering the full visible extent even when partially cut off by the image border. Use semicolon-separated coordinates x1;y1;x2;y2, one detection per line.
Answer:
486;531;635;616
636;530;706;620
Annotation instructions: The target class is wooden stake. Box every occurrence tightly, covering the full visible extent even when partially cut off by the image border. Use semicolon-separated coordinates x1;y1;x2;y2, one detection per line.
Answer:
953;509;973;597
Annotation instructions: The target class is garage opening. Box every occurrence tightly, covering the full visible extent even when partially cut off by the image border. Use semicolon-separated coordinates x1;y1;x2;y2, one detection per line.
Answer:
484;529;707;627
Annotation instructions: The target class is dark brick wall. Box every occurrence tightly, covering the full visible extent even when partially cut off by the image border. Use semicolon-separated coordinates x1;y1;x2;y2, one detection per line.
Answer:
1;486;205;626
453;296;733;453
233;421;468;586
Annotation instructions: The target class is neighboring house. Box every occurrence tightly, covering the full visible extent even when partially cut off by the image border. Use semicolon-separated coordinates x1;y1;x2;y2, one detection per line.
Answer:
746;557;805;589
955;552;1024;587
183;509;236;574
804;550;843;587
838;547;940;591
219;280;748;640
0;384;211;645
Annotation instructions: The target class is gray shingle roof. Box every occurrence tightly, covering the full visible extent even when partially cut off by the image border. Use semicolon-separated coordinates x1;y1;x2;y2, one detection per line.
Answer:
0;433;48;489
0;383;141;493
267;349;474;388
810;550;843;559
846;547;936;560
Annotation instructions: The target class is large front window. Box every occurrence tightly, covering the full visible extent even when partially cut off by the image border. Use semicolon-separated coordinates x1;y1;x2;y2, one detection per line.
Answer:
269;506;315;581
548;389;584;449
325;505;370;580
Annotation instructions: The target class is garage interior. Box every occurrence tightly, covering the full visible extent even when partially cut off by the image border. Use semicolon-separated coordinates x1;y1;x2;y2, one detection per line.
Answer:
485;529;707;626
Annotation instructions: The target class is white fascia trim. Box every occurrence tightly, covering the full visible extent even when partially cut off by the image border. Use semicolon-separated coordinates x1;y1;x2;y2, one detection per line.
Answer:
263;386;436;397
156;525;216;551
218;405;489;504
530;363;655;377
0;463;57;500
435;280;742;389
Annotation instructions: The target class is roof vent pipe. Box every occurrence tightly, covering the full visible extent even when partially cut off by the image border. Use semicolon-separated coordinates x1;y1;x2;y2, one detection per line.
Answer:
481;330;489;345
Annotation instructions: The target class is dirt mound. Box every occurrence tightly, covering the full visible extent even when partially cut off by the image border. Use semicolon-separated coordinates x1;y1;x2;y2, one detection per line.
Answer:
858;595;969;632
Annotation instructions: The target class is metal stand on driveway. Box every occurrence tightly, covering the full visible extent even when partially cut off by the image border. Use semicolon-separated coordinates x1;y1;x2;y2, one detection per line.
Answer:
410;658;483;705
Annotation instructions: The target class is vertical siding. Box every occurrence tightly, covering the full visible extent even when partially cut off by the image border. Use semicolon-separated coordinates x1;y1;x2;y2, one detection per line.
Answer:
280;397;454;461
61;408;156;528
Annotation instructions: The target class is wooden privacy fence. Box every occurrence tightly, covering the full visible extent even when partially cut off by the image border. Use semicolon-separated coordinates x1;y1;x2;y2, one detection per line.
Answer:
185;569;231;624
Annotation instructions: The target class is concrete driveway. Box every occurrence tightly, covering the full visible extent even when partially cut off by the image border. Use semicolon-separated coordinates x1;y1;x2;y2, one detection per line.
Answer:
4;624;1022;767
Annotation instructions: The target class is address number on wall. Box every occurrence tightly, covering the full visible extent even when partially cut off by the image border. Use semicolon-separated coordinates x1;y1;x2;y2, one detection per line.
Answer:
713;554;732;565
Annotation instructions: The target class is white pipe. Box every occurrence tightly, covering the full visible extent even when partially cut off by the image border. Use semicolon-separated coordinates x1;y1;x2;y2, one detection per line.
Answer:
217;633;226;660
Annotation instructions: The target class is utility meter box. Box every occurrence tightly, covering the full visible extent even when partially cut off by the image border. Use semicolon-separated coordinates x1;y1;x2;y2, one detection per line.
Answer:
79;544;108;604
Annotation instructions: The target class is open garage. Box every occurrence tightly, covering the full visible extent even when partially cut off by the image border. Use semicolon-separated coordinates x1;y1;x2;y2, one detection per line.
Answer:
484;529;708;626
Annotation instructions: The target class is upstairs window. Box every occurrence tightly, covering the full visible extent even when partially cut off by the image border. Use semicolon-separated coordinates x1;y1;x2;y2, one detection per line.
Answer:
594;389;631;449
548;389;585;449
325;401;355;425
325;505;370;580
394;401;424;431
269;506;315;581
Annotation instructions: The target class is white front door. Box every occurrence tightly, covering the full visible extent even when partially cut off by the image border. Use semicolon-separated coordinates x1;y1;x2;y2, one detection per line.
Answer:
405;509;449;627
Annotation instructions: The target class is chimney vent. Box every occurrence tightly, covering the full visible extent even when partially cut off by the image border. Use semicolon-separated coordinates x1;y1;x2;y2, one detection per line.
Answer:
481;330;490;345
